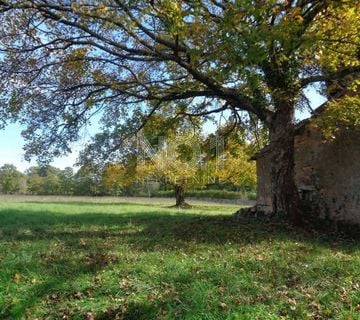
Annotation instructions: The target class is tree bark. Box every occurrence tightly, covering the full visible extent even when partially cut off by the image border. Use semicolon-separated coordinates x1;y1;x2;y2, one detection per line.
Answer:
174;184;191;208
267;104;303;225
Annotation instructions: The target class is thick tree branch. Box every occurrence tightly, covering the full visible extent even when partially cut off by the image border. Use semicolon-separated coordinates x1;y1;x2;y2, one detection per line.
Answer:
301;66;360;87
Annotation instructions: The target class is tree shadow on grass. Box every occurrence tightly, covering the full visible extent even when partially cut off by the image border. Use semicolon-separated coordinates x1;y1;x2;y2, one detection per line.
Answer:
0;206;359;319
22;200;162;208
0;240;119;319
0;207;358;251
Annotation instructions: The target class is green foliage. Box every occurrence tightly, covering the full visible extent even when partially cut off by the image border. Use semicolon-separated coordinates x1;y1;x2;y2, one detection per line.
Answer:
216;149;257;189
0;0;358;162
73;164;103;196
134;117;260;203
0;197;359;319
101;162;139;196
26;166;63;195
315;94;360;139
24;166;76;196
0;164;24;194
202;123;259;191
59;167;75;195
139;131;204;189
308;1;360;71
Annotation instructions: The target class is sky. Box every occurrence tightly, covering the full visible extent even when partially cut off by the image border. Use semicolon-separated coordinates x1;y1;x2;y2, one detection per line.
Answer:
0;123;82;172
0;88;327;173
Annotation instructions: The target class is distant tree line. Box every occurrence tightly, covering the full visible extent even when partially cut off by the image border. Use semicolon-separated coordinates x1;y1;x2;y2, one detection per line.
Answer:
0;163;134;196
0;163;119;196
0;158;257;198
0;125;262;200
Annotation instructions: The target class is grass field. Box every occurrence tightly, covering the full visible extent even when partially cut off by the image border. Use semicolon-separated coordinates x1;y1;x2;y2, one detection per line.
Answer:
0;196;359;319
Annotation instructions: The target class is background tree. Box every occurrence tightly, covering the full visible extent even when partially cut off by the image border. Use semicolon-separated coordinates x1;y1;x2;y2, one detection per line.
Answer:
216;150;256;193
0;1;359;223
0;164;24;194
201;123;258;194
59;167;75;195
137;130;205;208
41;166;62;195
101;161;139;196
26;167;44;195
73;163;103;196
25;165;63;195
102;163;126;196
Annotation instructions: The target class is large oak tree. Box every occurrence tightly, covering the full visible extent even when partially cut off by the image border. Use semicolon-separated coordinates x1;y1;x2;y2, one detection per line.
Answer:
0;0;359;223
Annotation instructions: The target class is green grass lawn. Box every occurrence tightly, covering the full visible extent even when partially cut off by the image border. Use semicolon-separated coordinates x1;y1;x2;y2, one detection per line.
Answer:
0;196;359;320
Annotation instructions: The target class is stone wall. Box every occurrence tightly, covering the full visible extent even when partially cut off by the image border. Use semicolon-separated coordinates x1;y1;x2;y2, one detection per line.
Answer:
255;122;360;225
295;123;360;225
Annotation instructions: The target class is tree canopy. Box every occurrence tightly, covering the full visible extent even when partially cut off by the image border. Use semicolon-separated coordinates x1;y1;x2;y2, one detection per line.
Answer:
0;0;359;220
0;0;358;160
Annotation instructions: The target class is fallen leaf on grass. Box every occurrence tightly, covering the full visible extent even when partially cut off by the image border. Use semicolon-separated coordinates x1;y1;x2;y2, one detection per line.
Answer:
86;312;95;320
119;278;131;289
79;238;87;246
219;302;228;311
73;291;84;299
14;273;21;283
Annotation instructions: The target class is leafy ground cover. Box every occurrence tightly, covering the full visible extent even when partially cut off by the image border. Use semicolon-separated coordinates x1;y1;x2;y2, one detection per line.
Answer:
0;196;359;319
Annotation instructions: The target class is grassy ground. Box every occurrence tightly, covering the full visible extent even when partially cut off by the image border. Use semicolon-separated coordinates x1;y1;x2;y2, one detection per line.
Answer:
0;196;359;320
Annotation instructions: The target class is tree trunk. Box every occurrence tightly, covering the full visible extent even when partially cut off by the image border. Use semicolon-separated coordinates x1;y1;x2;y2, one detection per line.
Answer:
174;185;191;209
267;105;303;225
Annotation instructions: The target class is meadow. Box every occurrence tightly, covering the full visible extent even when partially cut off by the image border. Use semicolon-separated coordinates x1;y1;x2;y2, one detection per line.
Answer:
0;196;359;319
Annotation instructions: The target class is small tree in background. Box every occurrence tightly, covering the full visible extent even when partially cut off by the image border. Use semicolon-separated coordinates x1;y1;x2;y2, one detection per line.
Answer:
137;131;204;208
